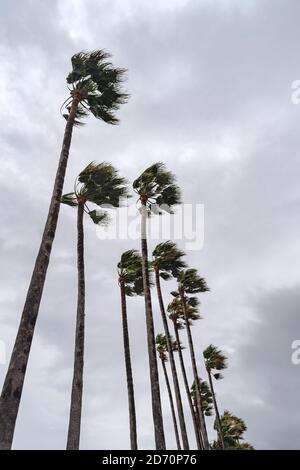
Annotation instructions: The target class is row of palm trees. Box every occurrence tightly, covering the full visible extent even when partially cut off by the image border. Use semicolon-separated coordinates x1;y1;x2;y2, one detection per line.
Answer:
118;239;253;450
0;48;252;451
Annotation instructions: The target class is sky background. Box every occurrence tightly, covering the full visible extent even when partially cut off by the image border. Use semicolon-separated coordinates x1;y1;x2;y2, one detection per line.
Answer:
1;0;300;450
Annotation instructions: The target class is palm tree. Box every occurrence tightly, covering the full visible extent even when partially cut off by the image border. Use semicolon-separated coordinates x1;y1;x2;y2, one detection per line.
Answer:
0;50;128;449
152;242;189;449
168;298;203;449
117;250;144;450
203;344;227;449
213;410;253;450
173;268;210;450
133;163;181;449
156;334;181;450
191;378;214;418
62;162;129;449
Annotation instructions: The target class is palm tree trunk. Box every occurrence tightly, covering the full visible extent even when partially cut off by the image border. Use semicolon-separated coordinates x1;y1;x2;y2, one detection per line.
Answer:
120;280;138;450
160;358;181;450
140;204;165;450
172;321;203;450
180;292;209;450
207;368;225;450
66;199;85;449
155;270;189;450
0;94;80;450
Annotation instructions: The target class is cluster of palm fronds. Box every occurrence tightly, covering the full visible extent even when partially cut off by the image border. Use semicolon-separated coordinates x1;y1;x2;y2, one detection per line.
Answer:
0;49;252;451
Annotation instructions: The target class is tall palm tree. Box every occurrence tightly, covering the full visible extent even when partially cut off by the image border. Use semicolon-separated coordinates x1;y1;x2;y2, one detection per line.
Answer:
0;50;128;449
62;162;129;449
173;268;210;450
212;410;253;450
203;344;227;450
156;334;181;450
117;250;144;450
168;298;203;449
152;241;189;450
133;163;181;450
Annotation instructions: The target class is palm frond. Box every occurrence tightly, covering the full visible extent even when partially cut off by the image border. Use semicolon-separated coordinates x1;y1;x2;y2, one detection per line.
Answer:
61;193;77;207
118;249;144;297
65;49;129;125
203;344;228;372
133;163;181;213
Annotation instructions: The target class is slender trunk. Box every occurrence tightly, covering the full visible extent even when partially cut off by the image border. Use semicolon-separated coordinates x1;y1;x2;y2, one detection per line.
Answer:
140;204;165;450
66;200;85;449
172;322;203;450
180;292;209;450
161;358;181;450
120;280;138;450
207;368;225;450
155;270;189;449
0;95;80;450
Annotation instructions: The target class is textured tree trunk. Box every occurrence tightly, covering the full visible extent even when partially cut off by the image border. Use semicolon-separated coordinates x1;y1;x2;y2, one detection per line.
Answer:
66;200;85;449
155;270;189;450
120;280;138;450
172;322;203;450
161;358;181;450
140;204;165;450
0;95;80;450
207;368;225;450
180;292;209;450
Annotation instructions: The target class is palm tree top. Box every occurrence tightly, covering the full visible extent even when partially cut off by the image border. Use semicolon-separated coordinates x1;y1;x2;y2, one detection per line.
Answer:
216;410;247;440
118;250;144;296
152;241;186;279
61;161;129;225
190;379;214;417
167;297;201;325
156;333;179;362
177;268;209;294
133;162;181;214
203;344;227;377
62;49;129;125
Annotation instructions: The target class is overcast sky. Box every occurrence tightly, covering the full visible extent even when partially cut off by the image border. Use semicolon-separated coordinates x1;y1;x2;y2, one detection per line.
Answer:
1;0;300;450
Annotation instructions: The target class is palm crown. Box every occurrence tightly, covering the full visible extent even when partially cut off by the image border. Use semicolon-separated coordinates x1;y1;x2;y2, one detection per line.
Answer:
216;410;247;441
155;334;180;362
118;250;144;296
203;345;227;380
167;297;201;326
61;161;129;224
152;241;186;280
133;163;181;214
190;379;214;417
177;268;209;295
63;50;129;125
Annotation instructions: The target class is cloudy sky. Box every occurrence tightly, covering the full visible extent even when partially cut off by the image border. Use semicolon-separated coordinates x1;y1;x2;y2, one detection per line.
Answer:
1;0;300;450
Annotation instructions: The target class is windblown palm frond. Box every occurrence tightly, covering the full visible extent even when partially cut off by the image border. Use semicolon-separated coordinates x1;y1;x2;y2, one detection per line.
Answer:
63;49;129;125
190;379;214;417
133;163;181;214
61;161;129;225
152;241;186;279
203;345;227;374
156;333;179;362
168;296;202;325
177;268;209;294
118;250;144;296
216;410;247;442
